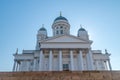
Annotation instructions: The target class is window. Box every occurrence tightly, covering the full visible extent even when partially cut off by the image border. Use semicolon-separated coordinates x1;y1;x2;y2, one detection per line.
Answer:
39;43;41;48
31;62;33;65
60;26;63;28
56;30;59;34
56;27;58;29
60;30;63;34
45;55;49;58
63;64;69;70
54;55;57;58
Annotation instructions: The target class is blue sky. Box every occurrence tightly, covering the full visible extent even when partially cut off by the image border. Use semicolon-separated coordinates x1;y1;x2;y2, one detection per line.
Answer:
0;0;120;71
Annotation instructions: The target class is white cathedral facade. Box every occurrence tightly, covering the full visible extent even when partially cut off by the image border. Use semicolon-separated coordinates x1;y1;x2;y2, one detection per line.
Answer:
13;14;112;71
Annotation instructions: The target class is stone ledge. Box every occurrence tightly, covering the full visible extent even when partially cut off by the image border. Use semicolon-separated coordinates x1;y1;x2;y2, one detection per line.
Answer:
0;71;120;80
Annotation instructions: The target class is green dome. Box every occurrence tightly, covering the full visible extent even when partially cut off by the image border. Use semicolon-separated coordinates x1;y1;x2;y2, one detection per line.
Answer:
78;27;86;31
54;16;68;22
39;27;46;31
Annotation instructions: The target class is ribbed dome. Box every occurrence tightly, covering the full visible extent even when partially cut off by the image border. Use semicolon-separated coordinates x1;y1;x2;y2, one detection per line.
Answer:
78;27;86;31
39;27;46;31
54;16;68;22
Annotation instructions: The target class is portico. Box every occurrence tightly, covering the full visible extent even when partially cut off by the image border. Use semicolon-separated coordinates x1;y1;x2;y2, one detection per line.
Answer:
36;48;92;71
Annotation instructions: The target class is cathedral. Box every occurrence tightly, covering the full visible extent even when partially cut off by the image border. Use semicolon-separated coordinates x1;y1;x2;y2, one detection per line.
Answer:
13;13;112;72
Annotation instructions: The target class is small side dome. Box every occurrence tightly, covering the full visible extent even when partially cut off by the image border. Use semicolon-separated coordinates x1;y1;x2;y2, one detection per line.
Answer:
39;27;46;31
78;27;86;31
38;24;47;36
78;27;89;40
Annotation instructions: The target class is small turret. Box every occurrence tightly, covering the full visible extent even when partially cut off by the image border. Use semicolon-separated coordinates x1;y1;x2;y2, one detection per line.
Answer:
77;26;89;40
37;24;47;41
36;25;47;50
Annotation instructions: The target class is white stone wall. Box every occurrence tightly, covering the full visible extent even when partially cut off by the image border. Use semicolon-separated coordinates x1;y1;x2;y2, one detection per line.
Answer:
74;57;79;70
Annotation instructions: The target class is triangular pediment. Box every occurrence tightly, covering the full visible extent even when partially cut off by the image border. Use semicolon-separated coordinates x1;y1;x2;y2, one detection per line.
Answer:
43;35;90;43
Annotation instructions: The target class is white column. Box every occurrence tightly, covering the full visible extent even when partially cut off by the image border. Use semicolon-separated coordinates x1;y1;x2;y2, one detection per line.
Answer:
16;61;19;71
39;50;43;71
33;58;37;71
88;50;94;70
95;60;98;70
79;50;84;70
108;59;112;71
104;61;108;70
59;50;62;71
18;61;20;71
26;61;29;71
13;60;16;71
49;50;53;71
70;50;74;71
86;53;90;70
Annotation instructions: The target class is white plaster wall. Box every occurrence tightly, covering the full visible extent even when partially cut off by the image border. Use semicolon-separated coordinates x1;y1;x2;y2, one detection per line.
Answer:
94;60;105;70
83;56;87;70
46;36;86;42
41;43;90;49
43;57;49;71
74;57;79;70
36;58;39;70
53;57;59;71
20;61;26;71
93;53;110;60
20;60;30;71
14;54;34;60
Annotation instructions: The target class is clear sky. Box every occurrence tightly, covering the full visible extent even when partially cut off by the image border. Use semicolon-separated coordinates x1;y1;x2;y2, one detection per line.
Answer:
0;0;120;71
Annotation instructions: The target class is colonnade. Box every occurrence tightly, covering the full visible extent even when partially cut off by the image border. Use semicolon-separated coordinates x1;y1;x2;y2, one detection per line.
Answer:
36;49;94;71
13;49;112;71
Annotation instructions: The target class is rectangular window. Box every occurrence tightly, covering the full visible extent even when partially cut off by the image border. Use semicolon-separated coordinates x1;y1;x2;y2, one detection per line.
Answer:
56;30;59;34
60;30;63;34
45;55;49;58
63;64;69;70
60;26;63;28
54;55;57;58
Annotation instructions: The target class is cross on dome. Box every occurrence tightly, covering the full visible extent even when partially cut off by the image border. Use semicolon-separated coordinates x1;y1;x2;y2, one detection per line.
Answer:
60;11;62;16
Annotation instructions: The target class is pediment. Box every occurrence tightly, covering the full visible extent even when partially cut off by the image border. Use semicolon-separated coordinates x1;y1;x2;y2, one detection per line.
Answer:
43;35;89;43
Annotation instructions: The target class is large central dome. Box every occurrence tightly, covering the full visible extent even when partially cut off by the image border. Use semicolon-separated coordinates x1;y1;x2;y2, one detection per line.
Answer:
52;13;70;36
54;15;68;22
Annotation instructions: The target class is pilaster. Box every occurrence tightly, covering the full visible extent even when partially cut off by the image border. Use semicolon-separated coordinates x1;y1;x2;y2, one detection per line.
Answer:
108;59;112;70
39;50;43;71
49;50;53;71
79;50;84;70
88;49;94;70
70;50;74;71
33;58;37;71
59;50;63;71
